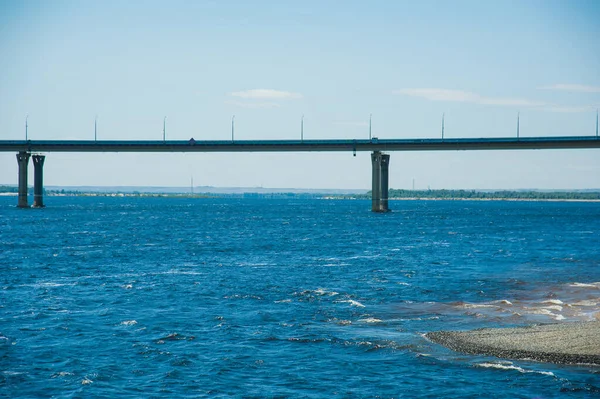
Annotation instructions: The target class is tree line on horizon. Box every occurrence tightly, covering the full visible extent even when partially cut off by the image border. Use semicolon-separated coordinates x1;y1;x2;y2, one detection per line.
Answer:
1;185;600;200
359;189;600;200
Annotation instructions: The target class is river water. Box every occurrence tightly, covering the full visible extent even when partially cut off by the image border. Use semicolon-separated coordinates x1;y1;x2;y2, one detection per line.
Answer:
1;197;599;398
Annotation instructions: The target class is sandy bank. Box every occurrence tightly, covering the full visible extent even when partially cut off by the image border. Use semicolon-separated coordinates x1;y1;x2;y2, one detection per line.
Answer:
426;321;600;365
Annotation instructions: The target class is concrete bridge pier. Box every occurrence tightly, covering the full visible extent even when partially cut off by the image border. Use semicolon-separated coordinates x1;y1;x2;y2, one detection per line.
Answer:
371;151;390;212
32;155;46;208
16;151;30;208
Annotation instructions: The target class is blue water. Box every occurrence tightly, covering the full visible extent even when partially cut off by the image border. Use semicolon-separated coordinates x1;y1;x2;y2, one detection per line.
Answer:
1;197;599;398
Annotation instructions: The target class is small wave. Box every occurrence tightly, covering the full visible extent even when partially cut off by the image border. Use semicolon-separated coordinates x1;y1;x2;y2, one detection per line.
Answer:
3;371;26;376
294;289;338;298
542;299;564;305
540;305;563;312
288;337;331;344
460;303;497;309
223;294;263;300
162;270;205;276
121;320;137;326
52;371;74;378
474;362;555;377
22;281;77;288
314;288;339;296
522;307;554;316
156;333;195;344
572;300;598;307
81;377;93;385
326;317;353;326
338;299;365;308
359;317;383;323
569;282;600;288
274;299;292;303
398;316;440;321
491;299;513;305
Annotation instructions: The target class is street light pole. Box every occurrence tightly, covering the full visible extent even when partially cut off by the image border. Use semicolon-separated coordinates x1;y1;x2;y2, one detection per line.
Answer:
231;115;235;142
441;113;445;140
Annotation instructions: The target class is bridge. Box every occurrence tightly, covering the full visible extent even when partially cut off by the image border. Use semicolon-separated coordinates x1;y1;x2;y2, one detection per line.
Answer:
2;135;599;212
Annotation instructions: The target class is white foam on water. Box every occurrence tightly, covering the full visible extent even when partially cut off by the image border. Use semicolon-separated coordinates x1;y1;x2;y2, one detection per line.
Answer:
540;305;563;312
3;371;26;376
121;320;138;326
314;288;339;296
572;299;598;307
474;362;555;377
163;270;205;276
491;299;513;305
406;281;600;326
340;299;365;308
522;307;554;316
359;317;383;323
542;299;564;305
569;282;600;288
461;303;497;309
52;371;74;378
24;281;77;288
274;299;292;303
81;377;93;385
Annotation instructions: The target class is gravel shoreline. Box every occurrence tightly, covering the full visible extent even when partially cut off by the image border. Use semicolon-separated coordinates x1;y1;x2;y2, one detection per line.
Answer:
426;321;600;365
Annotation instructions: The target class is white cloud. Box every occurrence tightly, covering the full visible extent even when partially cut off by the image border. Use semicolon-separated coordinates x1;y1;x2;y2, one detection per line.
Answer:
538;84;600;93
394;88;598;113
394;88;545;107
225;100;281;109
542;105;597;113
230;89;303;100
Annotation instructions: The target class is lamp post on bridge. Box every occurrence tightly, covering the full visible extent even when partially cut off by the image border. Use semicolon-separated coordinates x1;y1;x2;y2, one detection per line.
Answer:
163;116;166;142
441;113;445;140
231;115;235;142
25;115;28;140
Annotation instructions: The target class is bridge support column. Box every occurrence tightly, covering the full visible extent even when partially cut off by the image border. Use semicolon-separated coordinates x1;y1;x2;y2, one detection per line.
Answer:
371;151;390;212
381;153;390;211
32;155;45;208
16;151;30;208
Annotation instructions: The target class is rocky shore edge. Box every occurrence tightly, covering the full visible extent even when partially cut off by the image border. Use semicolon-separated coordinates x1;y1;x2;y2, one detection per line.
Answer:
426;321;600;365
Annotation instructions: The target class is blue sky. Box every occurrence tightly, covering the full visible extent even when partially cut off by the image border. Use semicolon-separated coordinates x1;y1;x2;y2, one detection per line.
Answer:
1;0;599;189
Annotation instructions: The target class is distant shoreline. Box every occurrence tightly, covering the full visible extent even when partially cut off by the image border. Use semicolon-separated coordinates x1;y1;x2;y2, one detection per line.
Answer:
2;191;600;202
387;197;600;203
2;185;600;202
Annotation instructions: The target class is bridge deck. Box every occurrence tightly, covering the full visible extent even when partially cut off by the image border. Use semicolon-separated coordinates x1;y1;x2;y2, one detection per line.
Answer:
0;136;599;153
